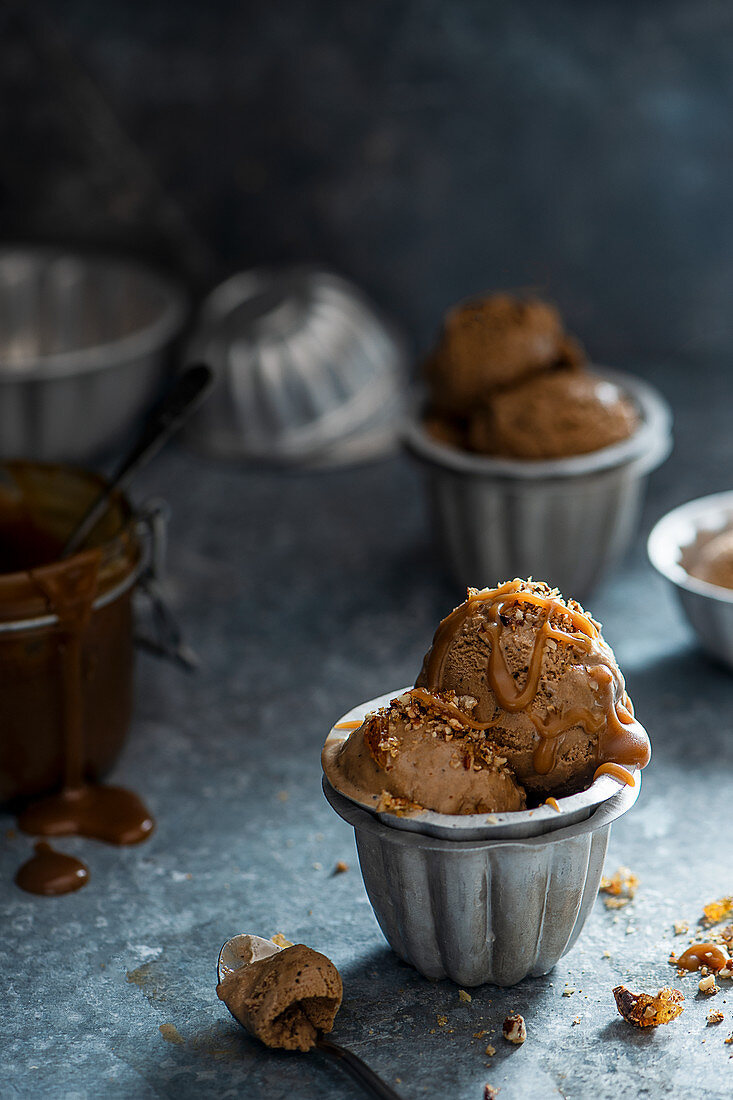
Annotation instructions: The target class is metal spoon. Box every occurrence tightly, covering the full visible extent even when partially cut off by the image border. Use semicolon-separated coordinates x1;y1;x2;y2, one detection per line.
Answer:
61;364;213;558
217;935;402;1100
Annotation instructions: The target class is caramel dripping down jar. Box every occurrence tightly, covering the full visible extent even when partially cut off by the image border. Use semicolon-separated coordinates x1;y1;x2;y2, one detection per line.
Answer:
0;462;157;804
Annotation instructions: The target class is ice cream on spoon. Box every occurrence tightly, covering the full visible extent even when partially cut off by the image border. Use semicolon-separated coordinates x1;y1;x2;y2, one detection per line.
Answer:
216;934;402;1099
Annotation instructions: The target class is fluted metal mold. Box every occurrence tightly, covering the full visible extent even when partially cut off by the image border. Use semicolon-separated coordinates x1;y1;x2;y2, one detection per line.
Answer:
185;265;406;465
324;778;640;987
404;368;672;600
648;490;733;672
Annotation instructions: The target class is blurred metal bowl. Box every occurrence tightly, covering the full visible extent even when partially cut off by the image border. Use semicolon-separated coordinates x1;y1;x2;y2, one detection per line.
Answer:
184;265;406;465
648;491;733;670
0;248;188;461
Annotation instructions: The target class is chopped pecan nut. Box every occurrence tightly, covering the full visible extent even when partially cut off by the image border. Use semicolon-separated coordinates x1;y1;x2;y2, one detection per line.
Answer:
502;1013;527;1044
613;985;684;1028
600;867;639;908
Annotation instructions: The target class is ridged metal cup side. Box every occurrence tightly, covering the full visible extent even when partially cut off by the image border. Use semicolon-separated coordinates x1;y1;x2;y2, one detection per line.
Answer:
404;369;672;600
325;779;639;987
648;491;733;671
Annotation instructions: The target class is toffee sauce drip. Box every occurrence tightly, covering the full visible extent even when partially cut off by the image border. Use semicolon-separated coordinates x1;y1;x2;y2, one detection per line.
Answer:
15;842;89;896
11;535;154;893
422;580;650;777
676;943;729;972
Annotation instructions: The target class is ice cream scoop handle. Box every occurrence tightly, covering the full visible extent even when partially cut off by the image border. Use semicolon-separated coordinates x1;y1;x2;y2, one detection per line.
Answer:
316;1037;402;1099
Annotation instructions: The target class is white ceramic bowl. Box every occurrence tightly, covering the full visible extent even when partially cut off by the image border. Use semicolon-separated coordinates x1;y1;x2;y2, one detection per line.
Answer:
648;491;733;670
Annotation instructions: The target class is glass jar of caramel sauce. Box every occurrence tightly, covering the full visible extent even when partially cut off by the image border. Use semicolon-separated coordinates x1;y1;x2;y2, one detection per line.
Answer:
0;461;145;805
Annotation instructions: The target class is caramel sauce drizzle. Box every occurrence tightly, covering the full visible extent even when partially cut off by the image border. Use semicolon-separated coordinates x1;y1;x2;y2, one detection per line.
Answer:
544;797;561;812
422;580;650;777
15;547;154;894
593;763;636;787
334;720;362;731
676;943;729;972
406;688;501;731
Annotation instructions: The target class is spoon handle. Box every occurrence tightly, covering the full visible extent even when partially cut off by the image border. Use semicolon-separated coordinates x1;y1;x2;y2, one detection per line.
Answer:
62;364;213;558
315;1037;402;1100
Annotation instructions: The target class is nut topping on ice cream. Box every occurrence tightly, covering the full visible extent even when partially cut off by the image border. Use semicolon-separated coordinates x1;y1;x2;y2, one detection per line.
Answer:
323;689;527;815
217;935;342;1052
416;579;650;796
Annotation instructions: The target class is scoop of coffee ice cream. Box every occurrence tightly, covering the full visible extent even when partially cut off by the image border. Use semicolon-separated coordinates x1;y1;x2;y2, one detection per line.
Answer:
425;294;574;415
217;936;342;1052
685;528;733;590
416;579;650;797
468;370;639;459
323;690;526;814
422;291;639;461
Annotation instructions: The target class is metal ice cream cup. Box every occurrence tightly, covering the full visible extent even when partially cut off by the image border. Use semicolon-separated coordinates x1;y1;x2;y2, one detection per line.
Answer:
648;491;733;671
322;689;642;987
404;368;672;599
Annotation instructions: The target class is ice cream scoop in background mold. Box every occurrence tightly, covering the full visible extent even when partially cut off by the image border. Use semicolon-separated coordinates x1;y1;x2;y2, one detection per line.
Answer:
405;366;672;601
405;292;672;599
648;491;733;672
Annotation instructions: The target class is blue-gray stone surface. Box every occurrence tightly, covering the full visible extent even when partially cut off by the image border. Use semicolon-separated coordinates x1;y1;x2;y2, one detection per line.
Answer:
1;360;732;1098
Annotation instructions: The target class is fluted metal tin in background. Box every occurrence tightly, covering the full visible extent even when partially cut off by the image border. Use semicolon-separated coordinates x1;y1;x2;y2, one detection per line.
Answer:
648;491;733;671
0;249;187;462
404;368;672;600
324;778;639;987
323;690;642;986
184;265;406;466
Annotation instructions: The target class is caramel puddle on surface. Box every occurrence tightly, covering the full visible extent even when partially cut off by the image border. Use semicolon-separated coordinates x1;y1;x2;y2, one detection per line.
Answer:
18;785;154;845
14;841;89;896
676;944;729;972
159;1023;185;1046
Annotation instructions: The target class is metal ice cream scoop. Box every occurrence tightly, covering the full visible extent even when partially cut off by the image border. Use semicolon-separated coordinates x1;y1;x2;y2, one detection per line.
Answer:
217;934;402;1100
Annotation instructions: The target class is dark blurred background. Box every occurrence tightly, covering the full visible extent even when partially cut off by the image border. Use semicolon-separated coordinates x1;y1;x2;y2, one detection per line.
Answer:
4;0;733;360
